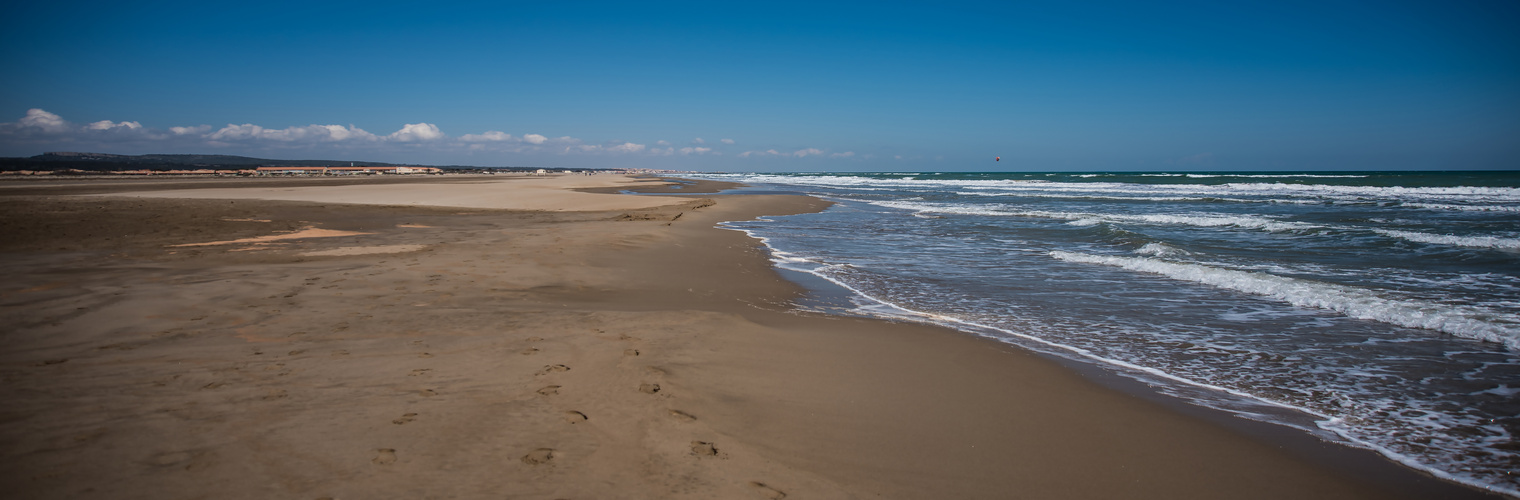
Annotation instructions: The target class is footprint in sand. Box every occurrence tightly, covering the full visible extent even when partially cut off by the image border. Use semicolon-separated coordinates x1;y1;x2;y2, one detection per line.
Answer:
526;336;543;342
668;410;697;422
536;364;570;376
418;352;433;358
562;411;588;424
146;451;194;467
418;389;438;397
624;349;640;356
520;348;539;356
749;482;787;499
288;350;305;356
373;449;397;465
690;441;718;456
392;413;417;425
408;369;432;377
521;448;555;465
618;334;641;342
639;383;661;394
537;385;562;396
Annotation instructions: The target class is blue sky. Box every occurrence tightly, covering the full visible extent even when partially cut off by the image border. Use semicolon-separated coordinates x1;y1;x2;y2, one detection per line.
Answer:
1;1;1515;171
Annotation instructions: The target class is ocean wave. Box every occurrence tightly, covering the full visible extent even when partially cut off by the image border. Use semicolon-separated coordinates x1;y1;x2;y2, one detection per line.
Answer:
872;200;1520;252
1373;229;1520;251
1400;202;1520;212
871;200;1319;233
1049;251;1520;351
706;173;1520;210
1139;173;1370;179
1181;174;1370;179
1135;243;1192;258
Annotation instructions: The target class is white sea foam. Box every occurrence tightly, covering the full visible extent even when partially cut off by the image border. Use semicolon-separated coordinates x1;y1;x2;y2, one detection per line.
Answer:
704;172;1520;496
1049;251;1520;351
1135;243;1191;258
704;173;1520;211
873;199;1520;252
872;200;1319;233
1183;173;1370;179
714;206;1520;497
1401;202;1520;212
1374;229;1520;251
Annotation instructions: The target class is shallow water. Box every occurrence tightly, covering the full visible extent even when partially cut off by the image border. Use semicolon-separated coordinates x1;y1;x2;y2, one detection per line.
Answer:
696;171;1520;496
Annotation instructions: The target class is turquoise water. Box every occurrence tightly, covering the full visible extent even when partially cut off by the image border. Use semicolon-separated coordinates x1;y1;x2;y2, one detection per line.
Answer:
696;171;1520;496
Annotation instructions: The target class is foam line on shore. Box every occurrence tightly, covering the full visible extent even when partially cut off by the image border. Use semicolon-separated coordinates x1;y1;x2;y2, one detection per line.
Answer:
1049;250;1520;352
722;219;1518;498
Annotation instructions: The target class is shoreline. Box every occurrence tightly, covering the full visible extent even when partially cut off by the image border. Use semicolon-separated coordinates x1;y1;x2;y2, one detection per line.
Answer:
755;245;1503;498
0;175;1501;498
643;175;1511;499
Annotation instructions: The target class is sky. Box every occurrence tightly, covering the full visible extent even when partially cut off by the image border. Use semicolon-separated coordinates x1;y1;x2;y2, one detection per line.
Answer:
1;1;1516;172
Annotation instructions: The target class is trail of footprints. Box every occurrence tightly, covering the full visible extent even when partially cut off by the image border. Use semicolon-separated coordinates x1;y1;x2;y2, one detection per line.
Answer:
512;327;786;498
371;328;787;498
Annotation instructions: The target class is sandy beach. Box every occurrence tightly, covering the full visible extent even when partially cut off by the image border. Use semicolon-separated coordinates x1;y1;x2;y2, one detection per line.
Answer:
0;174;1497;499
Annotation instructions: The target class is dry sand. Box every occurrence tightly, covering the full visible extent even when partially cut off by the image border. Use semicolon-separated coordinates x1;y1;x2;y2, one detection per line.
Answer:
0;174;1498;499
94;173;703;211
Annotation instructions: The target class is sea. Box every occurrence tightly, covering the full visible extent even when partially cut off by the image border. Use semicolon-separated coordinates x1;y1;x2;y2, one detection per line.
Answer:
687;170;1520;496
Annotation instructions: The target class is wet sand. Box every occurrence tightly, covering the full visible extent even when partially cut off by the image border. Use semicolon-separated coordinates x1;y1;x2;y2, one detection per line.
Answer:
0;175;1497;499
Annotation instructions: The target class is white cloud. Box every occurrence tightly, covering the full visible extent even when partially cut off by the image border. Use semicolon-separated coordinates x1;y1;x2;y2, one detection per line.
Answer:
389;122;444;142
87;120;142;131
207;124;268;141
324;124;374;141
1;108;851;166
19;109;69;132
209;123;379;142
460;131;513;142
1;109;167;142
738;149;781;158
738;147;854;160
608;142;645;153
